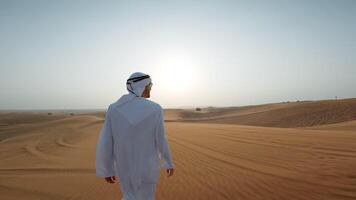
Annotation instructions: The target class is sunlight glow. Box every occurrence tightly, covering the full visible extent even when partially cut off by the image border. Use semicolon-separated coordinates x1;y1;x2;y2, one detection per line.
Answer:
153;54;198;93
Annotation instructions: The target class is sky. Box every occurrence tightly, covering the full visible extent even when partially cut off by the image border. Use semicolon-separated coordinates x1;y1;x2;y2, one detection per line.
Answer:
1;0;356;109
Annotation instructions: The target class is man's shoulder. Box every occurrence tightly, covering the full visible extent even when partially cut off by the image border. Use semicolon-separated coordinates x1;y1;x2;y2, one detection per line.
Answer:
139;98;162;111
108;97;162;112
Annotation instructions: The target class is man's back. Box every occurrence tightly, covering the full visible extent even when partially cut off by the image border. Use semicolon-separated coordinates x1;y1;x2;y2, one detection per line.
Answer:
109;95;163;184
96;94;174;199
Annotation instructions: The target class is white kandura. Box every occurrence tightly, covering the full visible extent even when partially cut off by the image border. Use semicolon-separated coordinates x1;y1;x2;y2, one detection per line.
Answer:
96;72;174;200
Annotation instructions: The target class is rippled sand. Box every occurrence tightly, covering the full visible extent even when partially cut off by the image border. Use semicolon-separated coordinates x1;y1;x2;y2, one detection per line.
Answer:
1;100;356;200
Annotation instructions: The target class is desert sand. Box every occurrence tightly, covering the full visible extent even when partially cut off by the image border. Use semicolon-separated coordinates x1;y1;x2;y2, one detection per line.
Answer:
1;99;356;200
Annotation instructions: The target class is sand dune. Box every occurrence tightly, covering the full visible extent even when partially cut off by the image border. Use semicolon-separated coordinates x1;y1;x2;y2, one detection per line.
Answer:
166;98;356;127
1;100;356;200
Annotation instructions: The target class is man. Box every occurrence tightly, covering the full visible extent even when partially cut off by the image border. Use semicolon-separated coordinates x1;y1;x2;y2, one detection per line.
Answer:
96;72;175;200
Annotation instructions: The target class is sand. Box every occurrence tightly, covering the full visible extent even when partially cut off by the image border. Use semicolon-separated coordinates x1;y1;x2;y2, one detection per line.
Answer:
165;98;356;127
1;99;356;200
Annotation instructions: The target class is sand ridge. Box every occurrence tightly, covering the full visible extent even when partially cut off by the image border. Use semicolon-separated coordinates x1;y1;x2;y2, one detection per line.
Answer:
165;98;356;127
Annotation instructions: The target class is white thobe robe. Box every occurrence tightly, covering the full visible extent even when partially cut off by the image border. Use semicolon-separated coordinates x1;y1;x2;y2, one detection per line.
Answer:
96;93;174;200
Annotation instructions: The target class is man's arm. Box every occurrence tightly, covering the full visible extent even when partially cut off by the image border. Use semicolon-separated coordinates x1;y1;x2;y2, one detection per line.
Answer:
96;106;115;180
155;107;175;177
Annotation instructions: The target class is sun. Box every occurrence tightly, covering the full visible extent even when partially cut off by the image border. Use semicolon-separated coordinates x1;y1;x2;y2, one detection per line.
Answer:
153;55;198;92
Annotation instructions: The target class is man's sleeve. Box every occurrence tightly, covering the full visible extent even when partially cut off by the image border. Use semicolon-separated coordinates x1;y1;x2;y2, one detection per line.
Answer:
155;107;174;169
96;106;115;177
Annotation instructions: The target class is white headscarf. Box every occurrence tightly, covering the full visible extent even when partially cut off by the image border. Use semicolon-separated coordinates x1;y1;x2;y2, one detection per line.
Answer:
126;72;152;97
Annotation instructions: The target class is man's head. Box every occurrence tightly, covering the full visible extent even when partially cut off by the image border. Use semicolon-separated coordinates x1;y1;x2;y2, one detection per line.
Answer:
126;72;152;98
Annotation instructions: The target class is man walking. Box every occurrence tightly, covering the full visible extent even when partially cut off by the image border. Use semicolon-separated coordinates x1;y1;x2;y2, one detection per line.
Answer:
96;72;175;200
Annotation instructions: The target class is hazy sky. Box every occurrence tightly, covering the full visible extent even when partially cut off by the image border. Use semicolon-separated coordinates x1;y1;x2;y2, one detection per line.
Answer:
1;0;355;109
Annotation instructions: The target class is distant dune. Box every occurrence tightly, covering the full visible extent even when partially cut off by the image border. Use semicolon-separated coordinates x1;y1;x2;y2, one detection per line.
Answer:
1;98;356;200
165;98;356;127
